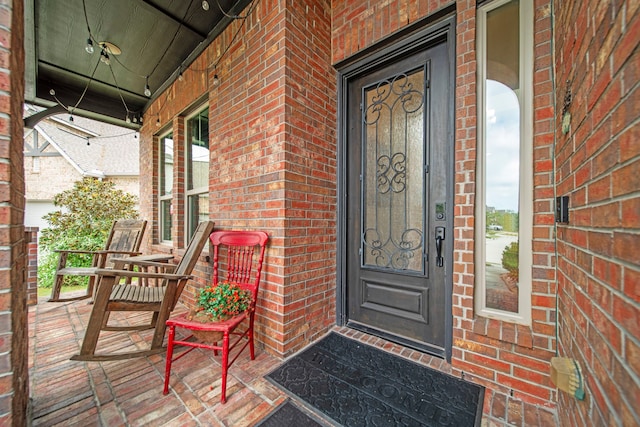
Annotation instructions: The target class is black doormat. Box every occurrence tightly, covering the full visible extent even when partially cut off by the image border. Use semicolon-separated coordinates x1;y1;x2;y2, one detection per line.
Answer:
267;333;484;427
256;400;325;427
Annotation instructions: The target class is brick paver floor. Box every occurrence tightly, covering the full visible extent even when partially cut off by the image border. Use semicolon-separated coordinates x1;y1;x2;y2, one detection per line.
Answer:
28;296;557;426
28;296;295;426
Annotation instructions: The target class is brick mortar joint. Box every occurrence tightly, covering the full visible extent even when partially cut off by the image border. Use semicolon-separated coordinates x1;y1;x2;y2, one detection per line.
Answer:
469;316;535;348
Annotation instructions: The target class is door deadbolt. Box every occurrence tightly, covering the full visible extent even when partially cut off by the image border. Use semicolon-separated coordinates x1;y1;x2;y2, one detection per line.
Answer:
435;202;446;220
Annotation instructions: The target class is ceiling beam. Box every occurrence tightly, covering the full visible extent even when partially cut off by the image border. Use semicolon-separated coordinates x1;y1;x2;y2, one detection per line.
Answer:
23;104;66;129
38;61;150;103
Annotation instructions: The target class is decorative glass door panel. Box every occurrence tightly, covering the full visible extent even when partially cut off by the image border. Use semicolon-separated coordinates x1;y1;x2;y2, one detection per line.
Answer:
362;70;425;273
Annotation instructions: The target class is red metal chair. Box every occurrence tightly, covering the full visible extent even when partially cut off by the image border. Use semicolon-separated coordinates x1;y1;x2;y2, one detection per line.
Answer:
163;230;269;403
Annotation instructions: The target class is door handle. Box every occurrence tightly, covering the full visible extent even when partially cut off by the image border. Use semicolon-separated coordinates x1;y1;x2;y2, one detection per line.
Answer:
435;227;445;267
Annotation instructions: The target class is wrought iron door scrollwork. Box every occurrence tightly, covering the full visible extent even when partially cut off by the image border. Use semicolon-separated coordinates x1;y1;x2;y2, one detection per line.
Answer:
362;69;426;273
363;228;423;270
377;152;406;193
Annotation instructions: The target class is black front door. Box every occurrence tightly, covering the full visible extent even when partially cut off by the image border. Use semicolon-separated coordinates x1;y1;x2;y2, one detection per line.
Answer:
345;37;452;357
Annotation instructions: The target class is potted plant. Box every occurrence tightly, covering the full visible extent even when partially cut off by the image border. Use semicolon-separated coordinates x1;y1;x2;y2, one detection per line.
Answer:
187;282;253;341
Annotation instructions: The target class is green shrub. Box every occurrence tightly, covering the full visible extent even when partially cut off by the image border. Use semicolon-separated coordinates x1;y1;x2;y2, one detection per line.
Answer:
37;177;138;289
501;241;519;281
37;249;58;289
37;234;104;288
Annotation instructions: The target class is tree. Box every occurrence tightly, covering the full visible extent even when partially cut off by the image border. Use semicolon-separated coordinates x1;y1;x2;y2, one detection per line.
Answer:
38;177;139;288
501;241;519;282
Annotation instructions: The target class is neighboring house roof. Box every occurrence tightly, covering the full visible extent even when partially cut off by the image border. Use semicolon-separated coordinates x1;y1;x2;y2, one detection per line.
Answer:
24;106;139;177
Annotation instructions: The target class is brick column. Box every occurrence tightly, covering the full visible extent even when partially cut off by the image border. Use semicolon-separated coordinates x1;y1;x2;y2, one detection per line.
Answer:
554;0;640;425
0;0;28;424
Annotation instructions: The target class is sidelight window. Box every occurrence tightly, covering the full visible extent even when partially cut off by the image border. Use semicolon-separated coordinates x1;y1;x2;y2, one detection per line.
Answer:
159;132;174;243
185;107;210;241
475;0;533;324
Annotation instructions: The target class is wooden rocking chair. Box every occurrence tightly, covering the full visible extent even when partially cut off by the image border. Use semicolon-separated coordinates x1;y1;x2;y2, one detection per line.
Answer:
49;219;148;302
70;221;215;361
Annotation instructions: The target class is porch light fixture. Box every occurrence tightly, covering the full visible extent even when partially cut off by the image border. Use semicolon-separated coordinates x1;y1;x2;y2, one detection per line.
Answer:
144;77;152;97
100;50;110;65
48;89;66;111
98;42;121;66
48;88;74;124
85;38;94;54
212;74;220;87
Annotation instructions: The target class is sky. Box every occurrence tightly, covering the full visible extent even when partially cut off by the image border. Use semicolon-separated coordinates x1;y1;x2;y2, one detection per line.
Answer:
485;80;520;213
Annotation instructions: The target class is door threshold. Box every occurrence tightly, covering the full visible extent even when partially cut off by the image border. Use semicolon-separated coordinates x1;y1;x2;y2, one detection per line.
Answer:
346;321;447;360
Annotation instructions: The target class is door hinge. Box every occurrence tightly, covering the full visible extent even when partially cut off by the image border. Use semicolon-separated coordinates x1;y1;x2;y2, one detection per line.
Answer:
426;79;430;89
424;165;429;174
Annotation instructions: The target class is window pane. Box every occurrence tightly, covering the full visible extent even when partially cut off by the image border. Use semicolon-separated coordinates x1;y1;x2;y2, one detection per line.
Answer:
486;0;519;90
161;200;172;241
188;194;209;237
160;133;173;242
160;134;173;196
186;107;209;241
187;109;209;191
484;0;520;313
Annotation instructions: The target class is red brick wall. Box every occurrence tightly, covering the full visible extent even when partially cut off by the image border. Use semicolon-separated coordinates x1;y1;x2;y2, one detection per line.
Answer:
554;0;640;425
278;0;337;353
332;0;452;63
140;0;336;356
333;0;558;411
136;0;638;423
0;0;28;424
453;0;557;407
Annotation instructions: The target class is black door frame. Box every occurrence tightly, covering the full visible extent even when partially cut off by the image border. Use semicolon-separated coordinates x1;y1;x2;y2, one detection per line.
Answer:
335;11;456;362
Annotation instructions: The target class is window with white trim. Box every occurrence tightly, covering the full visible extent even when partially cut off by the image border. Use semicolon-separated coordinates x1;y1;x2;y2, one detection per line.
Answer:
185;107;209;241
159;132;174;243
476;0;533;325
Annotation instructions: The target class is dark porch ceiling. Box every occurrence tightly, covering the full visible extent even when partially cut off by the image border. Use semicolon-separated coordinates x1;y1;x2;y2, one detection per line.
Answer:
24;0;251;129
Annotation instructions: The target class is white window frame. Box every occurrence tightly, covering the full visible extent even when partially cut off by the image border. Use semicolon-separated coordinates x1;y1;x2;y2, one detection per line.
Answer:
475;0;533;325
185;106;210;242
159;131;174;244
